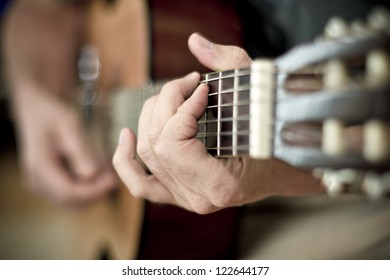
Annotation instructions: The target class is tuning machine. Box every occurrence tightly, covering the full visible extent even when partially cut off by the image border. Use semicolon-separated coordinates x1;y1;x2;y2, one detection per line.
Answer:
314;168;390;199
323;6;390;40
321;59;350;157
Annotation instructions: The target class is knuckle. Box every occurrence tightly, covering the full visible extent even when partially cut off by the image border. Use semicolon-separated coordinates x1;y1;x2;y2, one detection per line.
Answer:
230;46;250;66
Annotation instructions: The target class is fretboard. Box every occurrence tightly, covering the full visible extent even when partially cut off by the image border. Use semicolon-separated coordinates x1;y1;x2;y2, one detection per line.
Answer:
197;68;251;157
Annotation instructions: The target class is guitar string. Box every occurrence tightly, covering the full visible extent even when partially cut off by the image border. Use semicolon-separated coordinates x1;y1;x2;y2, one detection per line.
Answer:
119;78;263;119
120;70;319;120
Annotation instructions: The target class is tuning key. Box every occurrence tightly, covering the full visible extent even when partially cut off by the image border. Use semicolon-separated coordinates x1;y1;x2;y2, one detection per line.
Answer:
322;119;346;156
363;120;390;162
322;60;349;157
321;168;363;197
323;59;350;89
324;17;350;39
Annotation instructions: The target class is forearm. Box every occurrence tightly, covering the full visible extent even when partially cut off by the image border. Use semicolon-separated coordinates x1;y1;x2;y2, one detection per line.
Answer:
240;158;325;202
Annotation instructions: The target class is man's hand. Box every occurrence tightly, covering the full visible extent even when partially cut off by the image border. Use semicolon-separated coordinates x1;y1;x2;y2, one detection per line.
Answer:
113;33;324;214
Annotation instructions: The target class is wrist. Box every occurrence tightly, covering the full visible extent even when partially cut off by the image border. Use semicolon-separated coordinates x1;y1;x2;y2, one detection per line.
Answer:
241;158;325;202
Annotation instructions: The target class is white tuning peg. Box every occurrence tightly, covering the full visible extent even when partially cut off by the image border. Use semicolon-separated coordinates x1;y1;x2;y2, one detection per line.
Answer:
368;6;390;33
322;60;349;156
324;59;350;89
324;17;350;39
363;120;390;162
322;119;346;156
366;49;390;87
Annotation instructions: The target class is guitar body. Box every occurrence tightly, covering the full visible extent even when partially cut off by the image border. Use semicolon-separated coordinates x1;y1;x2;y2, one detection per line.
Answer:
81;0;243;259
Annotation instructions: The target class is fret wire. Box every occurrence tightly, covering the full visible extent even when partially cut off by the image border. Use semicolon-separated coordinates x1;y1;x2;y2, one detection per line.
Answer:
217;71;222;156
233;69;239;156
204;73;209;146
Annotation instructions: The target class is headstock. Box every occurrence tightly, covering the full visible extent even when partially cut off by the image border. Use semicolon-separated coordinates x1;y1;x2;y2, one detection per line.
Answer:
269;7;390;197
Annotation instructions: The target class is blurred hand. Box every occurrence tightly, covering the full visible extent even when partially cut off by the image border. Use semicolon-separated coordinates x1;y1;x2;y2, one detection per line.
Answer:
113;33;323;214
4;1;117;207
14;85;117;207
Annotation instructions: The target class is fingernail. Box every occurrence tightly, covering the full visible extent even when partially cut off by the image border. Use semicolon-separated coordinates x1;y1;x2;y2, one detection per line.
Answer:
196;33;213;49
119;128;128;145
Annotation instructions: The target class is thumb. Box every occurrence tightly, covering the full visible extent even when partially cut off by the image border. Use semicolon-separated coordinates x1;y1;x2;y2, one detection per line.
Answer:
188;33;252;71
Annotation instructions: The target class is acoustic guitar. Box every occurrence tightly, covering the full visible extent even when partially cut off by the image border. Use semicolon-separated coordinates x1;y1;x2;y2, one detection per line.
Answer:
78;2;389;259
